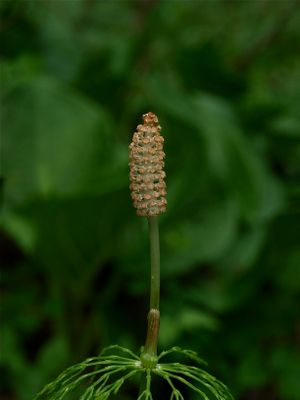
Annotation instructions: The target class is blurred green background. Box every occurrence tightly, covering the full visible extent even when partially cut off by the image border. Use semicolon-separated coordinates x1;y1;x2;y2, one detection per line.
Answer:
1;1;300;399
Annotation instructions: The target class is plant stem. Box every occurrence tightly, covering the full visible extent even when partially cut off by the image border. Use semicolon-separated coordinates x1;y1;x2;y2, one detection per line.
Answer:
140;216;161;368
148;216;160;311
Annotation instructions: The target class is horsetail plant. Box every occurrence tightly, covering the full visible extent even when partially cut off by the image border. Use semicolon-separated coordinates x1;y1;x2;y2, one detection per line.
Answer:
34;112;234;400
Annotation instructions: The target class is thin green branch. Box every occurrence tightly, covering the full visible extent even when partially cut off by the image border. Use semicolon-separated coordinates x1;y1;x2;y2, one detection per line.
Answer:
161;364;233;400
157;369;210;400
158;346;207;366
137;369;153;400
34;352;140;399
101;344;141;360
99;369;139;398
160;371;185;400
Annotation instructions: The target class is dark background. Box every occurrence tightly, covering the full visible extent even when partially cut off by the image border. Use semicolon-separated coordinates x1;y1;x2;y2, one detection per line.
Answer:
1;1;300;399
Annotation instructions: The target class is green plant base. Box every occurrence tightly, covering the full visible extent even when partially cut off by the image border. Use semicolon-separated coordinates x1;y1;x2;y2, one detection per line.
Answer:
34;345;234;400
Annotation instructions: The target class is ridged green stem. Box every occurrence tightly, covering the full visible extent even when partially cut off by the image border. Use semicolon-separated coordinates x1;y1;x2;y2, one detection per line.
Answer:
140;216;160;369
148;216;160;311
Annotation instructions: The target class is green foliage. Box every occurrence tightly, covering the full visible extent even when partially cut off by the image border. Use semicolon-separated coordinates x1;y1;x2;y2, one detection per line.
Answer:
34;346;233;400
1;1;300;400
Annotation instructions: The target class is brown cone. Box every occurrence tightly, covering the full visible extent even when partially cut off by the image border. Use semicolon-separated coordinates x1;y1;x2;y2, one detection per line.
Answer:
129;112;167;216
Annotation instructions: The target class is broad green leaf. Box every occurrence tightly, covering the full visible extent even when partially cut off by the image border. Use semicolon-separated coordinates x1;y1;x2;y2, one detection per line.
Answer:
271;347;300;400
162;199;238;276
236;349;269;388
2;77;110;207
36;336;70;376
160;308;220;347
221;227;266;272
